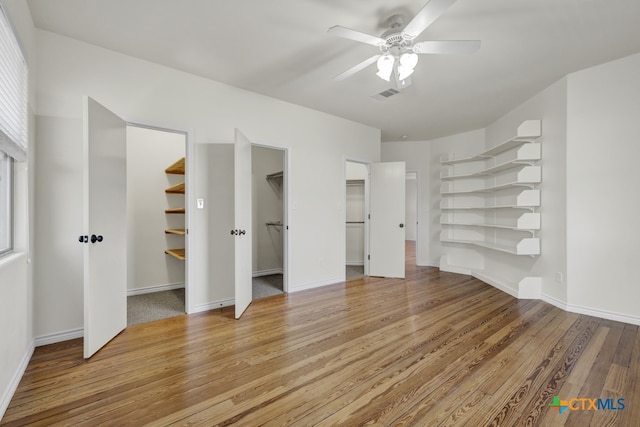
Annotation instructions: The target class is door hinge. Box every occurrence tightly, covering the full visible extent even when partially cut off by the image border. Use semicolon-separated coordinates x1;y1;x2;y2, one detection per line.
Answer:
368;254;370;260
368;214;370;220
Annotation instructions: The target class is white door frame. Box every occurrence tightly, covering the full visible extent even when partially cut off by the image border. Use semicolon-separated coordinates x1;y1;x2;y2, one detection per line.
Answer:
252;141;290;293
344;158;371;277
126;121;194;313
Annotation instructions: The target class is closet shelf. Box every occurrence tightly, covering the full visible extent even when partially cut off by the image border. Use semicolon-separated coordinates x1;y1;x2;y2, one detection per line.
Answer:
165;248;186;261
266;171;283;180
165;157;185;174
165;228;187;235
165;182;185;194
165;207;186;214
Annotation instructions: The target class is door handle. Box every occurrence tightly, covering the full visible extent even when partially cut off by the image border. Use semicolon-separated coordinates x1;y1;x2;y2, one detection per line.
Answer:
230;229;238;235
399;224;404;228
90;234;103;243
78;235;88;243
239;230;246;235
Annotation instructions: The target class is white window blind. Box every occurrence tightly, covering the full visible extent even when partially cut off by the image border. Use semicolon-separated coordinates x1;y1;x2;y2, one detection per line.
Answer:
0;4;28;162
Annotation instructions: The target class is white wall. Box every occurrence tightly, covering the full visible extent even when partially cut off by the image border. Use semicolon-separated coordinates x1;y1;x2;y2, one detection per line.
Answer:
126;126;185;292
252;146;284;275
33;30;380;335
0;0;36;418
566;52;640;322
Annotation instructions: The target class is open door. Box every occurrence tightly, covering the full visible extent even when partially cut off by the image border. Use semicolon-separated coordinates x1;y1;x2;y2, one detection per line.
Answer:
234;129;252;318
369;162;406;278
83;97;127;358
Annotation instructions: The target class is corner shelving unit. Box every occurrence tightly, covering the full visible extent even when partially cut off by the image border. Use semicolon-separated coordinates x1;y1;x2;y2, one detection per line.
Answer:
164;157;186;261
439;120;543;298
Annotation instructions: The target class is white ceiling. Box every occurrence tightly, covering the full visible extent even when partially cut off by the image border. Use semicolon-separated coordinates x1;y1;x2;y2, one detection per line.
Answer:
26;0;640;142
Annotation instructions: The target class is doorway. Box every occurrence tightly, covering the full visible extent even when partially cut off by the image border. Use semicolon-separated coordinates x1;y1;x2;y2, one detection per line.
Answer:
405;171;418;265
126;125;187;325
345;161;368;281
251;145;286;299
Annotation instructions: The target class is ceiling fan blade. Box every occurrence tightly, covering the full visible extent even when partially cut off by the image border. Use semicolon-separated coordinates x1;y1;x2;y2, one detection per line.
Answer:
402;0;457;40
328;25;386;46
413;40;481;54
333;55;381;81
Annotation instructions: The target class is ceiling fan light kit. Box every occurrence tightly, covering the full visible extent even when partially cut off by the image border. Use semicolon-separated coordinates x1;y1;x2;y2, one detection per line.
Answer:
328;0;480;89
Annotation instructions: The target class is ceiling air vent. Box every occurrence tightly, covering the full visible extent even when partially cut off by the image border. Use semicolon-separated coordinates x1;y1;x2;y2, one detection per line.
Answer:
371;88;400;101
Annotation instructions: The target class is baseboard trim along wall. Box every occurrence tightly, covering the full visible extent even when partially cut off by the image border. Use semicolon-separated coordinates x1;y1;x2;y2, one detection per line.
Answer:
127;282;185;296
541;293;640;326
1;342;35;419
289;276;344;293
191;298;235;314
252;269;284;278
34;327;84;347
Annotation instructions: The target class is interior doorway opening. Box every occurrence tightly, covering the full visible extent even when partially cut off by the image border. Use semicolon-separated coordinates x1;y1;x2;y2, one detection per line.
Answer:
251;144;286;299
126;125;187;326
345;161;368;281
405;171;418;265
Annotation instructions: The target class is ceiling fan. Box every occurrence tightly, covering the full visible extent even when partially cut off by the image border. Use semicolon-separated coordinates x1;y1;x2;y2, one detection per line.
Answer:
328;0;480;89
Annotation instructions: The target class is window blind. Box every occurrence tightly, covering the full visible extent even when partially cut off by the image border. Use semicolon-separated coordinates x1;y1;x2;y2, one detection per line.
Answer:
0;5;28;162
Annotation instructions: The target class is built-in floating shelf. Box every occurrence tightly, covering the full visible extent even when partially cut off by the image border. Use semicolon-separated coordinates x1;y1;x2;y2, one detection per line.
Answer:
165;182;185;194
165;228;187;235
440;236;540;256
441;120;541;165
165;157;185;175
165;207;186;214
165;248;186;261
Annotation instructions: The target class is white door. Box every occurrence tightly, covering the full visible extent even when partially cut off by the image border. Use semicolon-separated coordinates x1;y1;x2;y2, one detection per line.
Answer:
83;97;127;358
234;129;252;318
369;162;406;278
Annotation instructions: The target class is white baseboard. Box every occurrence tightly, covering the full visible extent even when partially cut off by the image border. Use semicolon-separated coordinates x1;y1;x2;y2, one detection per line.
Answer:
34;327;84;347
473;270;519;299
252;269;283;278
191;298;235;314
127;282;185;296
1;341;35;420
541;294;640;326
289;276;344;293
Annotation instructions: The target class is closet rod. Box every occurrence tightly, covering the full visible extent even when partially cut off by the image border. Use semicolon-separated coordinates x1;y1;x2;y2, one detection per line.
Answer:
346;221;365;224
266;222;284;227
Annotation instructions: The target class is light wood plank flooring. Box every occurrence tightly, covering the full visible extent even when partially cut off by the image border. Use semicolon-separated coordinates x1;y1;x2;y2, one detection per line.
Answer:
3;242;639;426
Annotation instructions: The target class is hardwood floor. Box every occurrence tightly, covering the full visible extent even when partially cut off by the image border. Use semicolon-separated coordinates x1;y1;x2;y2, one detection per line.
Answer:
3;242;639;426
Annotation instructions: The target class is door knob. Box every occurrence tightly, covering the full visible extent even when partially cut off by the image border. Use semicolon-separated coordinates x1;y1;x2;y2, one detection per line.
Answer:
399;224;404;228
230;229;238;235
239;230;246;235
78;235;88;243
90;234;103;243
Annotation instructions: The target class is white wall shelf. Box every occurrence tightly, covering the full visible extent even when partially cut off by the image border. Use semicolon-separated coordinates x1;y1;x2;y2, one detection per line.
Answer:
440;120;542;165
439;120;542;259
441;212;540;232
440;166;541;194
440;235;540;256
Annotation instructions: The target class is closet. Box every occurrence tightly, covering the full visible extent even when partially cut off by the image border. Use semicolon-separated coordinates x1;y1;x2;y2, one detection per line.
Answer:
126;126;186;325
251;145;285;298
345;161;367;280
